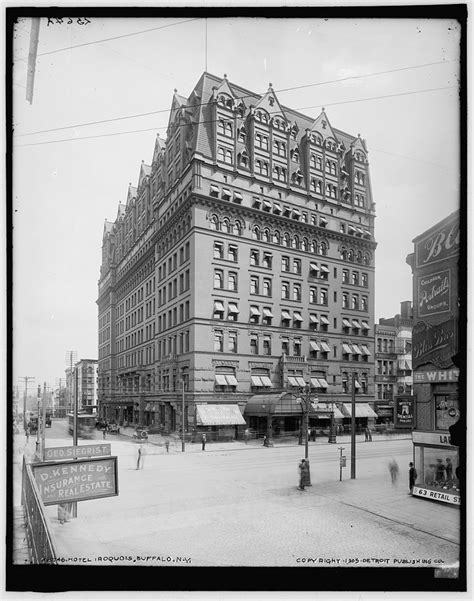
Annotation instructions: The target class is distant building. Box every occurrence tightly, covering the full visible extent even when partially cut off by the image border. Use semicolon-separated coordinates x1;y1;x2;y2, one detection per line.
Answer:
98;72;377;439
406;210;460;505
65;360;98;415
374;301;413;425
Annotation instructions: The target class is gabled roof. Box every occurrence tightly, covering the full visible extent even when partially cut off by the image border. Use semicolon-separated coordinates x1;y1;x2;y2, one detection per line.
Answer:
309;109;337;140
103;220;114;236
253;83;287;121
351;134;368;154
214;74;236;101
152;134;166;164
168;88;187;129
138;161;151;189
116;203;126;220
126;184;137;207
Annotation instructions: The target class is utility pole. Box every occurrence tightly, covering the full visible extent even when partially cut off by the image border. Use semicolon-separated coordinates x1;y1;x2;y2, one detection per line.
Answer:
19;376;35;431
181;379;186;453
41;382;47;461
35;384;41;455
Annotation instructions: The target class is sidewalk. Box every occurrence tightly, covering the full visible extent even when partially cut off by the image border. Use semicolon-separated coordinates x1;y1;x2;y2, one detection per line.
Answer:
118;426;411;453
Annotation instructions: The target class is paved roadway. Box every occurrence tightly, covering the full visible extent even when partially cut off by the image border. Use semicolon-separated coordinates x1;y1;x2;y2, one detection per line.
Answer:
15;418;460;568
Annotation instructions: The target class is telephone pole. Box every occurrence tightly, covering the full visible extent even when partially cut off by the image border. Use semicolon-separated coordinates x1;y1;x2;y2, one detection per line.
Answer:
19;376;35;431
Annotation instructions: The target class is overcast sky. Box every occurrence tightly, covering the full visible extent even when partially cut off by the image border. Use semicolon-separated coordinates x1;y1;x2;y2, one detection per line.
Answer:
12;15;461;390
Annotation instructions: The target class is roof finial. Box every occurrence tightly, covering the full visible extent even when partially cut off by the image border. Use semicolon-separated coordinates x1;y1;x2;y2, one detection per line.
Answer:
322;107;325;112
174;88;178;94
224;73;227;80
269;82;273;88
358;133;361;138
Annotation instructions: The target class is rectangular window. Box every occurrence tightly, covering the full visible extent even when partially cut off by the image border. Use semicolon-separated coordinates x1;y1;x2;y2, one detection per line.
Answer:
250;336;259;355
228;332;237;353
282;256;290;272
263;338;271;355
214;331;223;352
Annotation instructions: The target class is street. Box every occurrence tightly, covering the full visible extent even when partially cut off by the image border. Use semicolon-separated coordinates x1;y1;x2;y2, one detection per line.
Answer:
13;418;460;568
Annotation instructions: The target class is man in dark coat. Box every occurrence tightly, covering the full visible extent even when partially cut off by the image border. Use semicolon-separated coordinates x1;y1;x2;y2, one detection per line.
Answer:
408;462;417;493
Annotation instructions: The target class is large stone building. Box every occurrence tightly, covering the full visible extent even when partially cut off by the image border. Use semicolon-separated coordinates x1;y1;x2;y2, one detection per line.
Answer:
406;210;461;505
374;301;413;426
65;359;98;415
97;72;377;439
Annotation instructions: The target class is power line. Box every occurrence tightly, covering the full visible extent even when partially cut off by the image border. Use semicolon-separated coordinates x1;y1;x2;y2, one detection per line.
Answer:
37;18;201;57
15;59;455;138
14;84;457;149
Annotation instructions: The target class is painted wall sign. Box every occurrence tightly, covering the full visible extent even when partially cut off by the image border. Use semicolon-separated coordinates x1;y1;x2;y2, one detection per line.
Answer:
413;368;459;383
415;216;460;268
412;486;460;505
412;430;456;446
417;269;451;317
394;397;414;428
412;319;457;369
32;456;118;506
43;444;111;461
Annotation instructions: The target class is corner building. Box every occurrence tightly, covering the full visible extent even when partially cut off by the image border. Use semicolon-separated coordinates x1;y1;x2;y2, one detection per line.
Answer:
97;73;377;439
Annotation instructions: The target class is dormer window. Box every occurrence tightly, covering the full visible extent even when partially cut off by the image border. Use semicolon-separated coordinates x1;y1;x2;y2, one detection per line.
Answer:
291;149;300;163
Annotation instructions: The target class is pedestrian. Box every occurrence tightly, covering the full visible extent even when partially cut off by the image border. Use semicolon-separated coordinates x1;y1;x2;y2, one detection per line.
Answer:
25;427;30;443
365;426;372;442
408;462;417;494
165;439;170;453
244;428;250;444
388;458;399;484
58;503;70;524
298;459;310;491
311;428;316;442
102;426;107;439
445;457;453;481
136;444;145;470
201;433;206;451
262;434;269;447
435;458;446;483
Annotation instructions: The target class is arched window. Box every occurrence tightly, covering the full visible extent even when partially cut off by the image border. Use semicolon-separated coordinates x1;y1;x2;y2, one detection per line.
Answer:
356;251;363;263
310;287;317;303
221;219;230;233
311;240;317;254
341;248;347;261
273;230;280;244
218;120;226;135
348;249;354;262
282;283;289;299
225;122;233;137
283;233;290;247
232;221;242;236
363;253;371;265
263;229;270;243
292;235;299;250
218;148;225;162
238;151;248;167
210;215;219;230
252;226;260;240
301;237;308;252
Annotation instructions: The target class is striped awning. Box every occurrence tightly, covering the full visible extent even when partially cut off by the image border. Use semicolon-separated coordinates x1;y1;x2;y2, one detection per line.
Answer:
196;404;246;426
341;403;378;418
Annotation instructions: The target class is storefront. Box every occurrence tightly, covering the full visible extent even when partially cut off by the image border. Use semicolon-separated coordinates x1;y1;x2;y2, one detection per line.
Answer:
412;431;460;505
194;403;246;441
340;402;377;433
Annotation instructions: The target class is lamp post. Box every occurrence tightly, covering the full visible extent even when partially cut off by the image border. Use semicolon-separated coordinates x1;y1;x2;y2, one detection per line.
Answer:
351;372;357;479
180;379;185;453
287;384;318;485
328;399;337;444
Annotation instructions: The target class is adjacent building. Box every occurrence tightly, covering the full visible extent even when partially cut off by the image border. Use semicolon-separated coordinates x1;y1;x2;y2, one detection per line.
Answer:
97;72;377;439
406;210;460;505
374;301;413;427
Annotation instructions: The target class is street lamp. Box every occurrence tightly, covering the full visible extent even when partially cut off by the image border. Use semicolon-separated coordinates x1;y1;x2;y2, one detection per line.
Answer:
286;384;318;485
328;398;337;444
180;379;185;453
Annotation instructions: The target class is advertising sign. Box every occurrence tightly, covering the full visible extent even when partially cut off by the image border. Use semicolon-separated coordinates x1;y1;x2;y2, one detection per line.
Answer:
414;214;459;268
412;319;457;369
412;430;455;446
43;444;111;461
413;368;459;383
33;456;118;506
412;486;460;505
416;269;451;317
394;397;414;428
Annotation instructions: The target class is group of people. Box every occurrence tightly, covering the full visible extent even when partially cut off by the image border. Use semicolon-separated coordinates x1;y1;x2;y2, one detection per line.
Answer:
425;457;455;486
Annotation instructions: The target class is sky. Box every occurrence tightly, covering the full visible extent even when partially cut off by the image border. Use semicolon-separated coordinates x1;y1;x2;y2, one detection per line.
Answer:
11;14;462;391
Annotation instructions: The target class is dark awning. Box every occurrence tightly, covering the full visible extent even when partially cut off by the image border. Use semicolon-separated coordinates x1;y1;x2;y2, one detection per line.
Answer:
244;392;317;417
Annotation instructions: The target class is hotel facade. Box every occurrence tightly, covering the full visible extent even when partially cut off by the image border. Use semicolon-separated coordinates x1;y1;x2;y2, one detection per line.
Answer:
97;72;377;439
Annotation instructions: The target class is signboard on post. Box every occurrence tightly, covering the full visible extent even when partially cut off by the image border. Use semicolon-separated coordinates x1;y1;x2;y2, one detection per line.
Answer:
394;396;414;428
43;444;111;461
32;456;118;506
